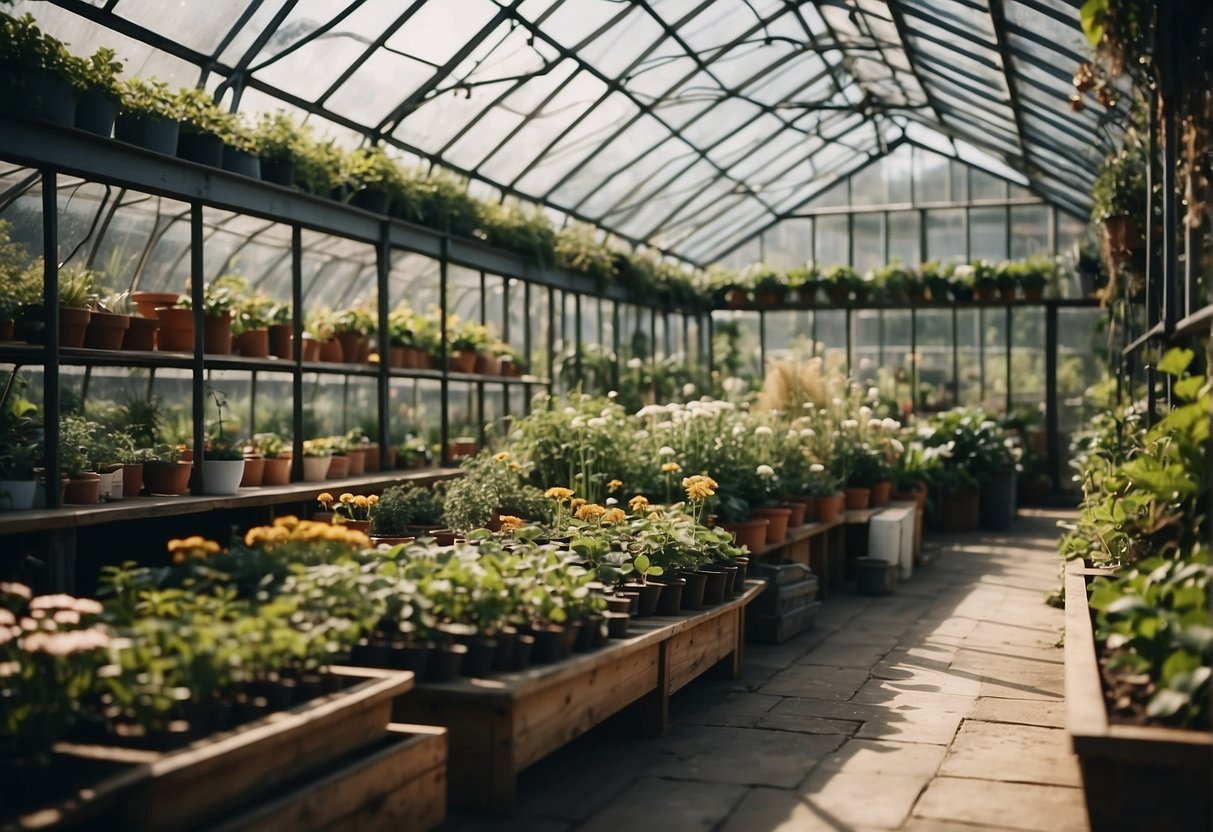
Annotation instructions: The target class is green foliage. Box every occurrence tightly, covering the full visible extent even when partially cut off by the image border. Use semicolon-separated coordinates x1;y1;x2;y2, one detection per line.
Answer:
117;77;178;119
57;265;96;309
371;484;445;535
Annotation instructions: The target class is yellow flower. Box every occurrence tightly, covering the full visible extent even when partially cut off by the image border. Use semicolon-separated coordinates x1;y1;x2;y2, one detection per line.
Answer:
367;495;379;506
353;495;369;509
274;515;299;529
494;451;511;462
339;493;355;504
628;494;650;511
575;503;607;522
601;508;627;525
570;497;587;512
545;486;575;501
682;474;717;501
316;492;334;507
509;462;521;471
607;479;623;493
661;462;681;473
498;514;523;532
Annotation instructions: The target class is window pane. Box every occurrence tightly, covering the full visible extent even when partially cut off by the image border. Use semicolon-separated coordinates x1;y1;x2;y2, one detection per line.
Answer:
888;212;921;265
925;209;966;263
969;207;1007;261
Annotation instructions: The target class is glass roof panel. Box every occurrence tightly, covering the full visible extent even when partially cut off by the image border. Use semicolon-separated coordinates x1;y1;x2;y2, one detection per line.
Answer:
385;0;502;67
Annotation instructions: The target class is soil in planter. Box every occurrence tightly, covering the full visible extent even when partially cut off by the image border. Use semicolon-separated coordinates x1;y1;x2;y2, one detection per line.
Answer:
0;751;133;824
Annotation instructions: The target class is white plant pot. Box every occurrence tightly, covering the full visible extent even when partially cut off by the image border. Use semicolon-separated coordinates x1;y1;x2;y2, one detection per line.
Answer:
201;458;246;495
109;467;124;501
0;479;36;511
98;471;114;501
302;456;332;482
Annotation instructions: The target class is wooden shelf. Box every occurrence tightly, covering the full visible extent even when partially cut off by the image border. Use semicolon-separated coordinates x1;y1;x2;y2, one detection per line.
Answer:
1173;302;1213;338
712;297;1100;313
0;467;461;536
754;518;842;559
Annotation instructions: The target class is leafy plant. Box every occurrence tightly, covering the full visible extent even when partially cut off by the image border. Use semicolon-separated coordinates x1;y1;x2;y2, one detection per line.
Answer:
371;484;445;535
58;266;96;309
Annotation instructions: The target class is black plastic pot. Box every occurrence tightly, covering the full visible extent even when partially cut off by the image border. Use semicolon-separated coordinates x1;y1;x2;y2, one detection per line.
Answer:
528;626;565;664
0;67;76;125
700;569;728;606
509;634;534;671
177;129;224;167
680;571;707;610
623;581;664;617
604;611;629;639
349;638;390;667
114;112;180;155
426;642;467;681
980;469;1017;531
222;145;262;179
714;564;739;597
261;156;295;187
605;595;631;614
458;636;497;678
731;557;749;594
654;577;686;615
391;641;432;681
351;186;391;214
75;86;118;136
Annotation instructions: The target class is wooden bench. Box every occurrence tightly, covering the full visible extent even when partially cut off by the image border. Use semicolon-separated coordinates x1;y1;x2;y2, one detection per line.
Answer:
392;581;765;814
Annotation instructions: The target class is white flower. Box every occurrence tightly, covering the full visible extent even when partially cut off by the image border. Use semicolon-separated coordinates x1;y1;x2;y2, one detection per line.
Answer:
634;429;650;441
810;463;825;473
570;417;585;429
682;383;697;397
656;420;673;431
659;446;675;457
890;438;904;454
756;464;775;477
754;426;774;438
954;264;975;280
588;417;607;429
981;420;997;431
605;497;618;505
881;418;900;433
867;386;880;400
867;418;883;431
802;402;814;410
627;357;643;369
731;424;745;437
842;419;859;430
858;406;873;420
637;404;665;418
800;428;816;438
563;407;577;416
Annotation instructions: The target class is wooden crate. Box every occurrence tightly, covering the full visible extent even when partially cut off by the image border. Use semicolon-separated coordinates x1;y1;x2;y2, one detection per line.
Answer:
9;667;413;832
394;582;765;814
1065;568;1211;831
208;724;447;832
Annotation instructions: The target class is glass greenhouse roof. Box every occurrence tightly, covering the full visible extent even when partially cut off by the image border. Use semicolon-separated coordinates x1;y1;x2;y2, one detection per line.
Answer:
17;0;1112;267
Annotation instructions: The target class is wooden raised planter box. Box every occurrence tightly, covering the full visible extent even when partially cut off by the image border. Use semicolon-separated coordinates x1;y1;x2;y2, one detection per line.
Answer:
393;581;765;814
1064;568;1212;832
9;666;415;832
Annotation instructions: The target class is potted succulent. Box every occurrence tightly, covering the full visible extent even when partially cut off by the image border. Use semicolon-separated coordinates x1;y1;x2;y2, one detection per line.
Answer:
74;46;124;136
84;290;132;351
57;266;95;348
114;77;181;155
301;439;333;482
200;388;245;495
0;12;80;126
252;432;292;485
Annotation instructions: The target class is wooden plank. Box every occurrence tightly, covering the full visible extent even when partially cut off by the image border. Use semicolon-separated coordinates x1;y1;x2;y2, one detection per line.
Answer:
1063;568;1110;741
665;612;736;694
511;643;660;770
207;724;447;832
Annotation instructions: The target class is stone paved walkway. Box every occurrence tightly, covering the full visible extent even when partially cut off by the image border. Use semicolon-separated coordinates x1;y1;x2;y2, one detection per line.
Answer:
440;510;1089;832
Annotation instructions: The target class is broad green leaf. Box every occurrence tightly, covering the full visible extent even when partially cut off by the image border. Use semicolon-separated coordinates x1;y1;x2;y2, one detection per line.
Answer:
1161;649;1202;685
1079;0;1106;46
1173;376;1205;402
1146;688;1188;719
1157;347;1195;377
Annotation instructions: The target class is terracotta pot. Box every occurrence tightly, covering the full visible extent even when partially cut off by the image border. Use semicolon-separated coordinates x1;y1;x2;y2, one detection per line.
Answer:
475;353;501;376
130;292;182;320
816;494;845;523
717;518;769;555
335;332;366;365
262;456;292;485
1023;286;1043;302
121;462;144;497
156;307;195;352
844;487;871;510
788;495;817;523
338;519;371;534
750;506;791;543
268;323;293;359
318;339;344;363
363;444;380;473
58;307;91;348
144;461;192;495
973;284;997;302
83;310;131;350
448;350;477;374
235;328;270;358
499;357;517;377
63;473;102;505
725;288;748;308
203;312;233;355
416;351;437;370
327;455;350;479
999;287;1017;302
784;500;807;528
122;316;159;351
240;456;266;487
302;456;331;482
389;346;405;368
870;480;893;507
346;448;366;476
301;335;321;362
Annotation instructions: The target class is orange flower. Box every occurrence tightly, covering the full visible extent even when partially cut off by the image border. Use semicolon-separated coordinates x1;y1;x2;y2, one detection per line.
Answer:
575;503;607;522
628;494;650;512
601;507;627;525
498;514;523;532
607;479;623;493
545;486;574;501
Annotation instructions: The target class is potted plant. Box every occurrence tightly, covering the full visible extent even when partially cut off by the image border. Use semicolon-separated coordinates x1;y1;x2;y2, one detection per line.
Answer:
341;146;402;213
1018;256;1052;301
1091;145;1148;258
970;260;998;301
114;77;181;155
197;274;245;355
154;294;193;352
57;266;95;348
266;301;293;359
129;287;183;321
332;304;375;364
328;490;375;533
873;260;914;304
446;315;484;374
58;415;100;505
233;292;272;358
173;86;229;167
120;299;159;351
200;388;245;495
748;265;786;307
74;46;123;136
306;307;342;362
786;264;819;306
821;265;859;305
239;438;265;488
301;439;333;482
949;263;976;302
920;261;952;302
0;397;40;511
254;112;302;187
89;425;134;502
140;442;191;495
396;435;430;469
0;222;43;341
252;432;292;485
0;12;79;126
994;261;1019;302
371;484;446;543
83;290;132;350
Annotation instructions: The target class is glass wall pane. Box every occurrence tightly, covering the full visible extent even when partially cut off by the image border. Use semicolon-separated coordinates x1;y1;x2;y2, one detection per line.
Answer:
969;207;1008;261
852;213;884;273
925;209;966;263
1010;204;1050;259
815;214;848;266
888;211;921;265
914;308;953;411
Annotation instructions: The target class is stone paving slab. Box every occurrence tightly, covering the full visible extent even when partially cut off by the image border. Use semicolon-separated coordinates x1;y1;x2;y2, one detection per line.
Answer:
576;777;748;832
799;771;931;829
939;720;1082;787
967;696;1066;728
914;777;1089;831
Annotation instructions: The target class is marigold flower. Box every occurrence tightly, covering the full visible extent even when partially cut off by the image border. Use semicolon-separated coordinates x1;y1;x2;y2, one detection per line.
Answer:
683;475;716;501
498;514;523;532
339;493;355;504
601;508;627;525
661;462;681;473
570;498;587;511
494;451;511;462
628;494;650;511
607;479;623;492
575;503;607;522
274;514;300;529
367;494;379;506
509;462;521;471
545;486;575;501
353;495;369;509
317;492;334;506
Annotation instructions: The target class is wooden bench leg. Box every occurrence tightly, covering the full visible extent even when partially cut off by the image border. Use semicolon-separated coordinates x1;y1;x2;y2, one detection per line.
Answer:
628;641;669;739
707;608;743;680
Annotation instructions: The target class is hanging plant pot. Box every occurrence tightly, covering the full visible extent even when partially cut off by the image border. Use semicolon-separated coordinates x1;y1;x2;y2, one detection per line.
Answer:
0;479;37;511
62;473;102;505
114;112;180;155
58;307;92;348
815;493;845;523
75;86;119;136
121;462;144;497
122;316;159;351
844;487;871;510
261;456;292;485
221;145;262;179
235;328;270;358
176;129;224;167
268;323;293;359
750;506;791;543
869;479;893;507
202;312;233;355
0;67;77;125
156;307;195;351
260;156;295;187
83;310;131;350
448;350;477;373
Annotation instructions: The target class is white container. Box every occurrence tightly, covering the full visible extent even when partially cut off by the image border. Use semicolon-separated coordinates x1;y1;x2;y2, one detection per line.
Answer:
98;471;114;500
108;467;124;501
302;455;332;482
0;479;36;511
867;513;903;568
201;458;246;495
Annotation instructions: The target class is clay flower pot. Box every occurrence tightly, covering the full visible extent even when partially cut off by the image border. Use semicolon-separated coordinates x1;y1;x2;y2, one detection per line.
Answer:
346;448;366;476
156;307;195;352
784;500;807;528
144;461;192;496
327;455;351;479
335;332;367;365
869;479;893;507
62;473;102;505
318;339;344;363
235;328;270;358
121;462;144;497
788;495;817;523
130;291;181;319
262;456;292;485
844;487;871;510
203;312;233;355
301;335;321;362
750;506;791;543
474;353;501;376
240;456;266;487
268;323;293;359
448;350;477;374
302;456;331;482
83;310;131;350
816;494;845;523
122;316;159;351
58;307;91;348
716;517;769;554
